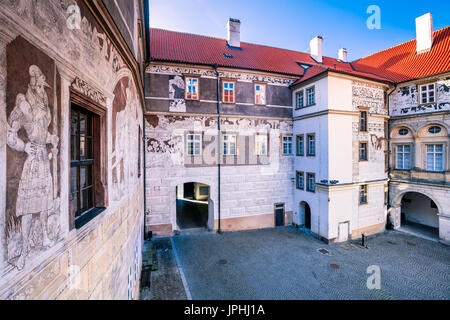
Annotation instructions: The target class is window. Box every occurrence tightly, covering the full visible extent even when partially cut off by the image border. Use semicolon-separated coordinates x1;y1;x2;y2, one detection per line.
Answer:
396;145;411;170
426;144;443;172
185;77;199;100
199;186;209;196
296;171;304;190
255;83;266;105
282;136;293;155
306;173;315;192
223;134;237;156
428;126;442;134
187;134;202;156
307;134;315;156
360;111;368;132
306;87;315;106
420;83;435;104
359;142;368;161
359;185;368;205
296;90;304;109
71;108;95;221
296;135;304;156
255;134;268;156
398;128;409;136
223;81;235;103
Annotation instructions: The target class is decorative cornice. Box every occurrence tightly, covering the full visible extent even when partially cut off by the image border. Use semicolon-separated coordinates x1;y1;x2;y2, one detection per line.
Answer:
71;77;107;107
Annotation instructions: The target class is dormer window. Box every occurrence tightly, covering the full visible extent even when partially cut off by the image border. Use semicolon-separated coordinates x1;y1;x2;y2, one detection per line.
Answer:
420;83;435;104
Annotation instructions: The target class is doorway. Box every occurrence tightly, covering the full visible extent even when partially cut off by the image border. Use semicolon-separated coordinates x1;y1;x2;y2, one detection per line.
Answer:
275;203;285;227
176;182;210;230
300;201;311;230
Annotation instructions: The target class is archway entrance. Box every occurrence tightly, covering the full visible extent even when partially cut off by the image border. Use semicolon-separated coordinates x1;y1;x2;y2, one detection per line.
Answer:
176;182;211;230
399;192;439;241
300;201;311;230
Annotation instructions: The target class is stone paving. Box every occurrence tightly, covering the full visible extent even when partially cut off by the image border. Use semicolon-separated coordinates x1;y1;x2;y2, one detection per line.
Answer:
170;227;450;300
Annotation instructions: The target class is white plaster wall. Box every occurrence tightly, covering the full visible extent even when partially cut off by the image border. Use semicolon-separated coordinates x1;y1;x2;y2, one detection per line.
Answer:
328;113;353;183
292;77;328;117
327;76;353;111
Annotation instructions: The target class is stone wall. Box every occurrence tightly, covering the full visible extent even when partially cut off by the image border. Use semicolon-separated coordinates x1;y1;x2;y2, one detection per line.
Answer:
0;0;145;299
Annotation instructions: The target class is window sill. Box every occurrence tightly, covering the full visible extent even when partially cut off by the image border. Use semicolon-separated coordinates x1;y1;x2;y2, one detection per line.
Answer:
75;207;106;230
359;202;368;206
185;98;200;101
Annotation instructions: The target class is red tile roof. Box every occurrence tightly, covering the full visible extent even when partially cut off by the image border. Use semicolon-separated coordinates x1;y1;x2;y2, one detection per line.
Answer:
352;26;450;83
150;26;450;85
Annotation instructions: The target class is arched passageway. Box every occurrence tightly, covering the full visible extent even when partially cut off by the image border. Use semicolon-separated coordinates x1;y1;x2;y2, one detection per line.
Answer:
300;201;311;230
399;192;439;240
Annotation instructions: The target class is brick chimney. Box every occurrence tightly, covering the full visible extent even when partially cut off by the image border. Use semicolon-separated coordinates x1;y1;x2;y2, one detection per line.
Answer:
416;13;433;54
227;18;241;48
310;36;323;63
338;48;347;62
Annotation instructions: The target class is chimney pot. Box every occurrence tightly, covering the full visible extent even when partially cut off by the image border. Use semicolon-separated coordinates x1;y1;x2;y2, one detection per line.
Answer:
416;13;433;54
227;18;241;48
310;36;323;63
338;48;347;62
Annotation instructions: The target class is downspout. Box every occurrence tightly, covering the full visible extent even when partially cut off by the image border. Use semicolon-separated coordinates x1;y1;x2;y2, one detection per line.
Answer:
214;64;221;234
386;84;397;224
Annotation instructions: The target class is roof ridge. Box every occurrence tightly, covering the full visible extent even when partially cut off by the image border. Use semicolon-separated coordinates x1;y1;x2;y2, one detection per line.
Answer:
353;25;450;63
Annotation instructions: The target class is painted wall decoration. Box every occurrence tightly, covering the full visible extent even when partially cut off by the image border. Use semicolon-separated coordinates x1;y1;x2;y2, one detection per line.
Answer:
147;65;296;87
111;76;142;201
168;75;186;112
390;79;450;116
5;36;61;271
352;81;386;115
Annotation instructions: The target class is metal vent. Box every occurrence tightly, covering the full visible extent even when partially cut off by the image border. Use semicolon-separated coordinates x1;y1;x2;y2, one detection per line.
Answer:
223;53;233;58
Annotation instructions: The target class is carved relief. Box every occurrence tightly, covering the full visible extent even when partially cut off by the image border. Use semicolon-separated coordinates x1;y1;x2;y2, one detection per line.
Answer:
5;36;61;271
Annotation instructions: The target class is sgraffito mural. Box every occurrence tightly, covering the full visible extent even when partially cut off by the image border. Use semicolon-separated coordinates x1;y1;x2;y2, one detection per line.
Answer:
111;76;142;202
390;79;450;116
352;81;387;115
5;36;61;271
168;75;186;112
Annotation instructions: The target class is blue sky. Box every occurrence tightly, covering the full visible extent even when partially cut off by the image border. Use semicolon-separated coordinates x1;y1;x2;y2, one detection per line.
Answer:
149;0;449;61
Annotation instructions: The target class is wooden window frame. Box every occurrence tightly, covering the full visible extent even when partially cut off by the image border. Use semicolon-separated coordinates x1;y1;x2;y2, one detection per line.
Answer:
425;144;444;172
223;133;237;156
306;172;316;193
296;171;304;190
395;144;412;170
296;134;304;156
69;89;108;230
254;82;267;105
359;184;368;205
255;133;268;156
359;141;368;162
184;75;200;101
360;110;368;132
306;133;316;157
222;80;236;104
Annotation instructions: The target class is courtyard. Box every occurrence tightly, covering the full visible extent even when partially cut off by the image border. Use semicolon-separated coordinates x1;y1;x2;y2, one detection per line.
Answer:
146;227;450;300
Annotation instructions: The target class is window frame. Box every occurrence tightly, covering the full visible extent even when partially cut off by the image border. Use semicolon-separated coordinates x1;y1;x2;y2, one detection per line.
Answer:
426;144;444;172
69;89;108;230
296;171;304;190
185;76;200;101
306;86;315;106
281;135;293;156
396;144;411;170
186;133;203;157
359;184;368;205
223;133;237;156
222;80;236;104
306;133;316;157
254;82;266;105
255;133;268;156
359;141;368;162
296;134;304;156
419;82;436;105
306;172;315;193
295;90;305;109
360;110;368;132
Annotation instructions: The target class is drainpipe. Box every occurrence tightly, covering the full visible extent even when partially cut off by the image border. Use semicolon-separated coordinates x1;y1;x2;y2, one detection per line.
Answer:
214;64;221;234
386;84;397;223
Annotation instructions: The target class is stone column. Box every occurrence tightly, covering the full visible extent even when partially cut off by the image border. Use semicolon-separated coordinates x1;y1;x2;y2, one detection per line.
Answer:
438;214;450;245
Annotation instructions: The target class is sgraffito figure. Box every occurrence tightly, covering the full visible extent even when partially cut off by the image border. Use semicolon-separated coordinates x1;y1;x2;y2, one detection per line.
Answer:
6;65;59;270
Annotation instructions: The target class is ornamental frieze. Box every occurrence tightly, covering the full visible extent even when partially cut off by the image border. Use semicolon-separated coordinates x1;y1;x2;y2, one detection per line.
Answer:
71;77;107;106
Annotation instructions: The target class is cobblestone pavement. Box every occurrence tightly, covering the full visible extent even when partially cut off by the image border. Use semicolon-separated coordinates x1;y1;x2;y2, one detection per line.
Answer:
171;227;450;300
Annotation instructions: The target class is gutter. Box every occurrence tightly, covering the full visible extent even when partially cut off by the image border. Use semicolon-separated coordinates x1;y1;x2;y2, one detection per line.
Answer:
214;64;222;234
